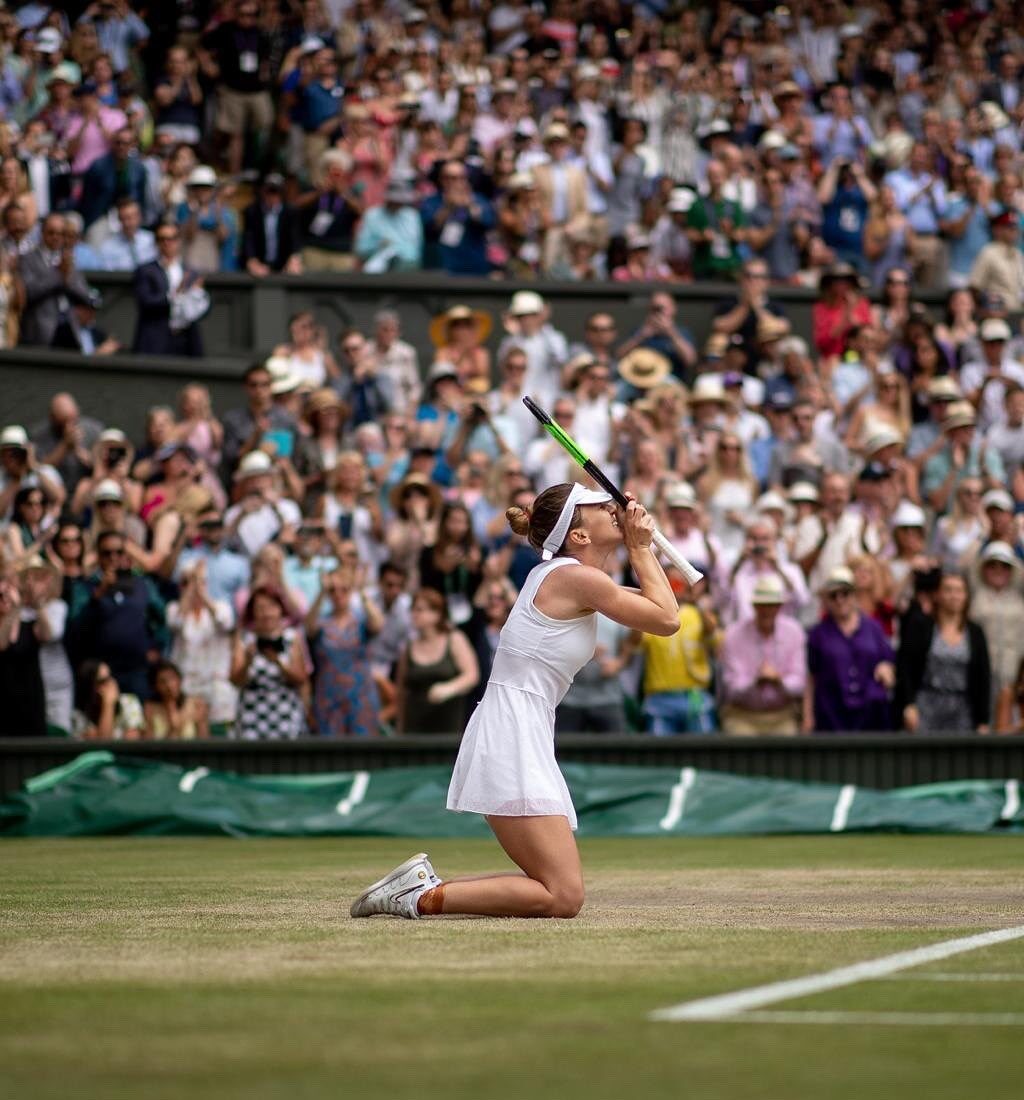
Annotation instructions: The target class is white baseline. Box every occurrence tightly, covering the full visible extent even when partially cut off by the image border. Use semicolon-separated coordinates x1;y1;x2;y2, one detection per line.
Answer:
650;924;1024;1022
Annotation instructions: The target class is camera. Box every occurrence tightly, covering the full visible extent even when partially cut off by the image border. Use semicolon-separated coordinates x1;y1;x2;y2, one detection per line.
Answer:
256;635;286;654
107;447;127;464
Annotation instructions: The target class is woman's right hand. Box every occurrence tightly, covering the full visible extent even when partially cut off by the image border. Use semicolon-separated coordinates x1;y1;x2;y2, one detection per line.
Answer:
903;704;920;732
621;496;655;552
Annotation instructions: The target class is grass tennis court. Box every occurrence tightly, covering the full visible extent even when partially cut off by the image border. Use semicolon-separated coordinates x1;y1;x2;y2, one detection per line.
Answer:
3;836;1022;1100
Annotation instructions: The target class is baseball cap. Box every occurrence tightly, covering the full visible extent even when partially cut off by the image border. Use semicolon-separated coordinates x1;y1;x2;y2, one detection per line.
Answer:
982;488;1014;512
0;425;29;449
981;317;1012;342
823;566;855;592
980;541;1019;567
891;501;926;529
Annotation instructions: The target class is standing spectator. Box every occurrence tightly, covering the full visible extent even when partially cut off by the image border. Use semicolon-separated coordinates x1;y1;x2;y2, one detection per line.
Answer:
230;585;309;740
532;122;590;273
896;572;991;734
710;259;791;367
607;116;649;242
793;472;867;607
818;157;876;271
718;515;810;626
804;566;896;733
811;262;873;361
719;573;806;735
496;289;567;408
305;566;382;737
77;126;149;235
696;431;759;563
199;2;273;176
0;567;46;736
686;157;746;281
167;558;237;736
969;209;1024;310
30;392;102;497
921;402;1005;514
84;1;150;75
971;542;1024;729
152;45;203;146
811;83;873;166
959;318;1024;432
131;222;207;356
175;166;237;274
421;159;495;276
884;141;948;290
68;529;167;699
18;212;93;347
354;178;423;273
298;150;363;272
95;197;155;271
224;451;301;559
241;173;302;276
296;46;344;182
941;166;991;289
372;310;421;416
175;504;249;607
66;82;127;180
395;586;479;734
18;553;74;736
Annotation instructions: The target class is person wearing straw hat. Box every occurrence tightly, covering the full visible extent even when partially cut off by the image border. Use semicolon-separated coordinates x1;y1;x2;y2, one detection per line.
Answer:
532;121;590;272
429;305;492;390
616;346;671;397
496;289;568;407
804;565;895;733
224;450;302;559
920;400;1005;513
719;573;806;736
971;541;1024;727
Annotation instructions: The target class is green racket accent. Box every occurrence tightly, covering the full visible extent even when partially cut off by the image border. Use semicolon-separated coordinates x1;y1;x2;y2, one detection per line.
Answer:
543;420;589;467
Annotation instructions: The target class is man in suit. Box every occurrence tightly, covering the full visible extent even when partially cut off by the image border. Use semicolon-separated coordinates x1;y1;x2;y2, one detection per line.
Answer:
980;51;1023;114
530;123;591;274
132;223;205;356
18;213;94;347
240;173;302;276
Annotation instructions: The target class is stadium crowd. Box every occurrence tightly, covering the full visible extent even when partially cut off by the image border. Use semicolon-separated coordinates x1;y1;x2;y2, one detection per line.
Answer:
3;1;1024;737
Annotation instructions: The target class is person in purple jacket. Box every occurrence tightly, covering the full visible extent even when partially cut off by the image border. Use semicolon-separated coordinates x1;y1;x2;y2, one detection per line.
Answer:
803;565;896;733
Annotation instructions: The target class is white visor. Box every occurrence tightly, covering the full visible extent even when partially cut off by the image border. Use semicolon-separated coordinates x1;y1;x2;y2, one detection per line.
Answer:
540;484;613;560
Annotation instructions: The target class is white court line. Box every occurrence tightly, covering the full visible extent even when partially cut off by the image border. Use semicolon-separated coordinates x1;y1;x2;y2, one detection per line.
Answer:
659;767;696;831
829;784;856;832
650;924;1024;1022
876;972;1024;983
730;1011;1024;1027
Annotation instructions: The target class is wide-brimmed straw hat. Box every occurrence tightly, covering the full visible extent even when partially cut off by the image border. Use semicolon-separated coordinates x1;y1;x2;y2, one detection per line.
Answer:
429;305;492;348
618;347;671;389
305;388;347;419
389;471;443;516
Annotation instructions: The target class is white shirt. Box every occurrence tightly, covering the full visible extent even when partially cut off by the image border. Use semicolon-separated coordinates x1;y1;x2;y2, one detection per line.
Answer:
959;356;1024;430
225;497;302;558
162;258;184;294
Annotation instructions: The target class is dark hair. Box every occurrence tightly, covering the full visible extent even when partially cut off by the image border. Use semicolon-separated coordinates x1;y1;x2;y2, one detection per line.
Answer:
937;570;970;630
435;501;477;556
149;659;184;703
412;586;451;631
243;361;270;382
379;560;409;581
75;659;114;725
96;529;126;552
243;584;288;629
506;483;581;554
12;484;45;522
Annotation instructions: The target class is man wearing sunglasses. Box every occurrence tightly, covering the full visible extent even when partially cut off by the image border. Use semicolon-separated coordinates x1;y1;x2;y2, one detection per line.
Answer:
173;506;250;608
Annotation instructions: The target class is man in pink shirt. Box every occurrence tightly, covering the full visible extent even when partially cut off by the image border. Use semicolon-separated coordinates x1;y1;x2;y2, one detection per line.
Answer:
65;82;127;176
719;574;807;735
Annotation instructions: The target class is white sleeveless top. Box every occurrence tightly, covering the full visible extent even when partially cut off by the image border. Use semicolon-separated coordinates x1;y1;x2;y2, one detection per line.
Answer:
447;557;597;827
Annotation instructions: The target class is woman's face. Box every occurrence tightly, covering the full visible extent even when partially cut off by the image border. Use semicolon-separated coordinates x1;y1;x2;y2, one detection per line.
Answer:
877;375;901;405
149;409;174;443
154;667;180;700
95;663;115;690
852;560;875;590
938;575;968;615
55;524;83;560
411;597;442;631
251;593;283;635
335;458;364;492
92;56;113;82
18;489;45;523
579;501;621;549
0;158;18;190
443;507;470;541
717;435;742;467
895;525;924;554
958;481;983;514
483;584;509;620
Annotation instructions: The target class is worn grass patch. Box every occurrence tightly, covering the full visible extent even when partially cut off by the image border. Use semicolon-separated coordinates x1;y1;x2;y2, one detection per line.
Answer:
1;836;1022;1100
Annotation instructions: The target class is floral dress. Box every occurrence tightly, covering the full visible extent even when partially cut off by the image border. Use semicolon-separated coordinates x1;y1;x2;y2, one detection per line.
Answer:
311;616;379;737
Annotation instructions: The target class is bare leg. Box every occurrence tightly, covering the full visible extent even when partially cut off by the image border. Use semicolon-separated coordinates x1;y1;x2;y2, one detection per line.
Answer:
421;815;584;918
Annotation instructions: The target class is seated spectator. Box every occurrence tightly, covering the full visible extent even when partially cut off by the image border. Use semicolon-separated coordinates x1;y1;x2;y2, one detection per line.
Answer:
421;159;495;276
711;259;790;367
805;566;896;733
241;173;302;276
230;585;309;740
896;572;991;733
132;222;207;357
19;213;93;347
2;484;56;560
52;287;119;355
175;165;238;274
72;658;144;740
396;586;479;734
144;659;210;739
305;566;382;737
96;197;156;271
298;150;363;273
959;318;1024;432
272;311;339;391
720;574;806;735
921;402;1005;514
0;424;65;525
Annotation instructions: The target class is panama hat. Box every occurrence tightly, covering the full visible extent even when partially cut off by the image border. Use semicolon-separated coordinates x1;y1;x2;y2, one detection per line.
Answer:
664;482;697;509
389;471;443;516
429;305;492;348
863;424;905;455
891;501;926;529
980;541;1019;568
305;388;347;419
942;401;977;431
788;481;820;505
980;317;1012;343
689;375;733;406
0;424;29;448
822;565;856;592
186;165;218;188
756;490;788;515
618;347;671;390
93;478;125;504
16;553;59;590
751;574;786;605
233;450;274;481
927;376;961;402
508;290;545;317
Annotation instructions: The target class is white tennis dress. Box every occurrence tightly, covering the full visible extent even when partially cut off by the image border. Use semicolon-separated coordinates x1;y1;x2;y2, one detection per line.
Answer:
447;557;597;829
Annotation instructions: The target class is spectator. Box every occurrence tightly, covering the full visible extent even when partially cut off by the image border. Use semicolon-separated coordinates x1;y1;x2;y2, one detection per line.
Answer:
884;141;947;289
199;2;273;176
421;159;495;276
241;173;302;276
66;81;127;180
819;157;876;271
396;586;479;735
429;304;491;391
51;286;118;355
0;567;46;736
719;515;810;627
132;222;207;356
696;430;759;562
71;658;144;740
896;571;991;733
971;541;1024;729
711;259;790;367
152;45;203;146
720;573;806;735
68;529;167;699
941;165;991;289
354;178;423;273
230;585;309;740
30;392;101;497
970;209;1024;310
372;310;421;416
175;504;249;608
805;566;896;733
144;659;209;739
305;566;382;737
224;451;301;560
921;402;1005;515
812;262;873;361
960;318;1024;432
18;212;93;346
497;289;567;408
686;157;746;281
77;125;149;236
95;197;155;271
175;165;237;274
298;149;363;272
616;292;697;383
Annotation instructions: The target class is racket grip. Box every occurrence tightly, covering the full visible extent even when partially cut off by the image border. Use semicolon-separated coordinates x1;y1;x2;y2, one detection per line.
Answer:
651;529;703;586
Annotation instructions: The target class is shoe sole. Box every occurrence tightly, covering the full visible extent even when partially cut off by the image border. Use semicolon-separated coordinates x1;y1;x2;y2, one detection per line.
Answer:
350;852;430;918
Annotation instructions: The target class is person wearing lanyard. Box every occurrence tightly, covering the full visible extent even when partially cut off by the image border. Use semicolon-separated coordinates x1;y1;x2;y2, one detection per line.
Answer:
883;141;948;290
299;150;363;272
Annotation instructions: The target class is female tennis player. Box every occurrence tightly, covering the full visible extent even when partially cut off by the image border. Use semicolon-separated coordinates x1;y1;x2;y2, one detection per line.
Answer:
350;482;680;920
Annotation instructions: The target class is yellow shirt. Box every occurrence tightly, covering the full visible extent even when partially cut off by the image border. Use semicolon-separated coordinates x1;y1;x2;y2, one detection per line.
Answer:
641;605;713;694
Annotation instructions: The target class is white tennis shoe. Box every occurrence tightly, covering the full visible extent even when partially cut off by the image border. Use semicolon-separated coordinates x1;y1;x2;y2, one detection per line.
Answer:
349;852;441;919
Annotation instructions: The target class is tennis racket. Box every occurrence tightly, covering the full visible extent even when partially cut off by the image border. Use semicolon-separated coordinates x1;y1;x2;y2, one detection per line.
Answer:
522;396;704;586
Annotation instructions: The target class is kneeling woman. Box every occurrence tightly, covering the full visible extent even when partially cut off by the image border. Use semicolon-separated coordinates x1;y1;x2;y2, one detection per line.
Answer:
351;483;680;919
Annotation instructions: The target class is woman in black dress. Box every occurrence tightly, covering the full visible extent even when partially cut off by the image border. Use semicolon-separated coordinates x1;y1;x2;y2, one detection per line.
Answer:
0;572;46;736
418;502;483;631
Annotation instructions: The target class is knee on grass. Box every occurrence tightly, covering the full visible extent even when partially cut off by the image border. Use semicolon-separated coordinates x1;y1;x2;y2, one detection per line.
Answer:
542;885;585;919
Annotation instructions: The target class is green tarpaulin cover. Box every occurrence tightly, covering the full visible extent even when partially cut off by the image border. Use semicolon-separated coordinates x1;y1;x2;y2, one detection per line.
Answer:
1;752;1021;837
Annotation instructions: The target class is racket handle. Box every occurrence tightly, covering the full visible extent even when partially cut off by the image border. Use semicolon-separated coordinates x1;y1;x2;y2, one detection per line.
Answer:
651;529;703;586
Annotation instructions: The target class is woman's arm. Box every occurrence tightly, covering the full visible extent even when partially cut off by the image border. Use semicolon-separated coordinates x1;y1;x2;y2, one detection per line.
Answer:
394;647;408;734
281;633;309;689
428;629;479;705
229;636;254;687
